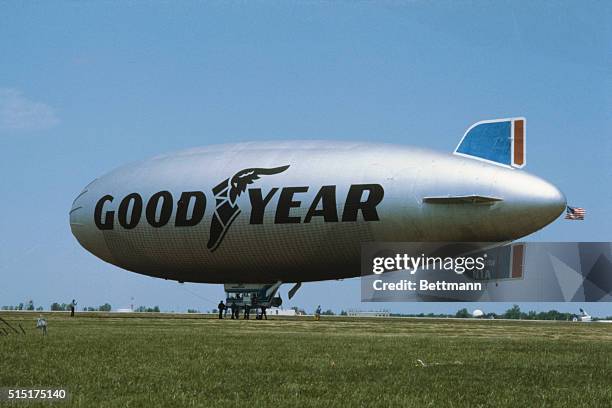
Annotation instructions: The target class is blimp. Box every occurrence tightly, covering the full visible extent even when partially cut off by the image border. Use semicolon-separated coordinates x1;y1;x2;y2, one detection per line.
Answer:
70;118;566;308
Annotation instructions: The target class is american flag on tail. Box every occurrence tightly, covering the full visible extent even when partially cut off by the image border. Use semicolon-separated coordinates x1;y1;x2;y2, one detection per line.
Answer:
565;206;585;220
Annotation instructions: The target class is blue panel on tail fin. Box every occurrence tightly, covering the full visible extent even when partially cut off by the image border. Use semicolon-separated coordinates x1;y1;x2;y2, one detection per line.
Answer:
456;120;512;166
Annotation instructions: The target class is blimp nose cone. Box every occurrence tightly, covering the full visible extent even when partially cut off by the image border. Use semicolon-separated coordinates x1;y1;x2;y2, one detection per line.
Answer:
499;171;566;239
545;185;566;217
516;172;566;219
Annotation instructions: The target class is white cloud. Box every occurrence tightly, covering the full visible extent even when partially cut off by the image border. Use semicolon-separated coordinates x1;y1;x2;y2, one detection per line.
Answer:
0;88;60;132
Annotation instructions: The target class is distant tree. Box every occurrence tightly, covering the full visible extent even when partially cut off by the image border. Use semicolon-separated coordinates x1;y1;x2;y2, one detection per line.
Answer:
50;302;63;311
535;310;572;321
340;310;348;316
26;300;34;311
52;303;71;311
36;306;43;311
99;303;112;312
504;304;522;319
17;303;24;311
135;305;160;312
322;309;335;316
455;308;470;318
187;309;200;313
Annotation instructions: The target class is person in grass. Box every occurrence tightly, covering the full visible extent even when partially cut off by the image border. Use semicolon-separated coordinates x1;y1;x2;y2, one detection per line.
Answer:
70;299;77;317
36;316;47;336
315;305;322;321
217;301;226;319
229;301;238;320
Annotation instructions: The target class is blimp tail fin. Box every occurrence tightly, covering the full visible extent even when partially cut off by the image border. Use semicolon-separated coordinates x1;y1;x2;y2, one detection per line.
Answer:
454;118;526;169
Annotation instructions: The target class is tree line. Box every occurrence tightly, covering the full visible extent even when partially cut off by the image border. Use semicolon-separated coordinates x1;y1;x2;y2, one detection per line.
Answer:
455;305;579;320
0;302;167;312
1;303;605;320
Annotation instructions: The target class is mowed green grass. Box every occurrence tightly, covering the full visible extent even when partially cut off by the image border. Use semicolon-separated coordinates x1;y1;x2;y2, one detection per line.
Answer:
1;313;612;407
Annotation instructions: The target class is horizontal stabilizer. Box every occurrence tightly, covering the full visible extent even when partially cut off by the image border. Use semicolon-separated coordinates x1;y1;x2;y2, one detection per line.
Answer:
423;195;503;204
454;118;526;168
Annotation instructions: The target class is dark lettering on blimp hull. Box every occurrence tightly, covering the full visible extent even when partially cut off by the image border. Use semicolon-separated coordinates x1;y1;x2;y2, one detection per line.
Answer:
93;184;384;250
94;191;207;230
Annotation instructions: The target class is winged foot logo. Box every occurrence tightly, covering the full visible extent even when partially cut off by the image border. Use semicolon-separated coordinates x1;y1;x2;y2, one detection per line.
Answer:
207;165;290;251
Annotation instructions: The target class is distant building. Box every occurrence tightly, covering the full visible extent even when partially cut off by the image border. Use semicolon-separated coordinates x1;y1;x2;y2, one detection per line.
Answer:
347;310;390;317
267;307;297;316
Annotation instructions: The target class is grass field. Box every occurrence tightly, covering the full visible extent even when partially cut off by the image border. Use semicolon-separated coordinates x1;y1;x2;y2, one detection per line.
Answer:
1;312;612;407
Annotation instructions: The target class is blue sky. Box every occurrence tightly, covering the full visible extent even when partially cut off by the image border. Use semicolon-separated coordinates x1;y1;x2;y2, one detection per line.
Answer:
0;1;610;315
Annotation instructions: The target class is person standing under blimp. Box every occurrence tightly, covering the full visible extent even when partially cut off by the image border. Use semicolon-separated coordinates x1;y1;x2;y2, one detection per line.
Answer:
243;302;251;320
217;301;226;319
229;301;238;320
